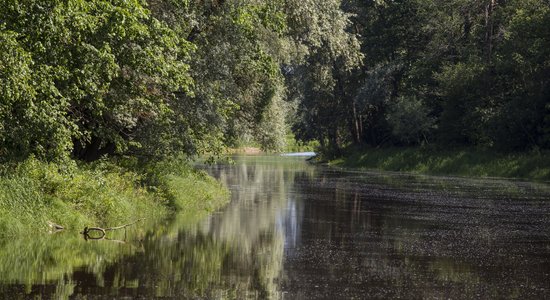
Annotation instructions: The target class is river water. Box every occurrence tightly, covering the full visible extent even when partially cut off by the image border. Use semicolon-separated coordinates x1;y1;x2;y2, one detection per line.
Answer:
1;155;550;299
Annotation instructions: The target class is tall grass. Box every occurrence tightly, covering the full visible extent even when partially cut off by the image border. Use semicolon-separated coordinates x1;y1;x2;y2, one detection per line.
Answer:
0;157;228;238
138;157;229;212
330;146;550;181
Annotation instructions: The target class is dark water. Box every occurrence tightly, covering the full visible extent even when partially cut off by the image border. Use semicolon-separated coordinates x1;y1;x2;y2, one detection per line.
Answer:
1;155;550;299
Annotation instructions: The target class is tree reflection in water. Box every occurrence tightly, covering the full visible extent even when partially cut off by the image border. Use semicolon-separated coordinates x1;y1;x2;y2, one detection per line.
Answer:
0;155;316;299
1;155;550;299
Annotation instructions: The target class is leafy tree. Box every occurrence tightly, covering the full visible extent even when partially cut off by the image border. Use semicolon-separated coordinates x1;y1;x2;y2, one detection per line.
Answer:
0;26;73;161
0;0;193;161
150;0;290;152
2;0;550;162
285;0;362;153
386;96;436;145
488;0;550;149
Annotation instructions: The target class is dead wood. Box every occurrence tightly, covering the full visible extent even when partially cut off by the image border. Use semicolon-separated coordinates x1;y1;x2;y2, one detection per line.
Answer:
81;218;145;240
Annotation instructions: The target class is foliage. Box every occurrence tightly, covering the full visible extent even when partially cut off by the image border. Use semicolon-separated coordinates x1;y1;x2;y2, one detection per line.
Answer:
0;157;228;237
284;132;319;153
0;0;197;161
285;0;362;152
386;96;436;145
289;0;550;154
147;0;292;154
1;0;549;177
0;27;73;161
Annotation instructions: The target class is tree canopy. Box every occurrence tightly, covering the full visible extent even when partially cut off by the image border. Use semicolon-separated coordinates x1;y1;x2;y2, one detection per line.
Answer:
300;0;550;154
1;0;549;162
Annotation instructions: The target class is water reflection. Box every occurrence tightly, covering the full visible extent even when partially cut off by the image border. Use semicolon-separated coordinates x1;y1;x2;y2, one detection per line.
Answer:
0;155;316;299
0;224;150;299
1;156;550;299
283;168;550;299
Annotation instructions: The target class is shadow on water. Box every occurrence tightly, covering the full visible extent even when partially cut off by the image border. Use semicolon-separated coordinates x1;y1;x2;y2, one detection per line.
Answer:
1;155;550;299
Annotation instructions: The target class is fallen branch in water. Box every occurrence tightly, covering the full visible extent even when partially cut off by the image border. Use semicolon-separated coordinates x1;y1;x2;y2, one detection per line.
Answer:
81;218;145;240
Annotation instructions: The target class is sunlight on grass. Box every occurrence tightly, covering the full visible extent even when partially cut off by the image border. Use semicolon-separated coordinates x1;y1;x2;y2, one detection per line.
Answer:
0;157;229;238
331;147;550;181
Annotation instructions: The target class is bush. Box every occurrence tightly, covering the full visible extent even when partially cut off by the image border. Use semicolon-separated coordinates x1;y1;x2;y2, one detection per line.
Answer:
386;96;436;145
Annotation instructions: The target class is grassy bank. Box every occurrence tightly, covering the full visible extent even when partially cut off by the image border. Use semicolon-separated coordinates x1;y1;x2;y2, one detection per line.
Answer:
0;157;228;238
329;147;550;181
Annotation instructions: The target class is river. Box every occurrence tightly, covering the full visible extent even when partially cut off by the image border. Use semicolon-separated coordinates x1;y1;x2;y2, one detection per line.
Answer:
1;155;549;299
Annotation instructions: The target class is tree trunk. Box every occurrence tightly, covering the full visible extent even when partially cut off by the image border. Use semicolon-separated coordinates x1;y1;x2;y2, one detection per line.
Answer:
485;0;497;64
350;101;361;145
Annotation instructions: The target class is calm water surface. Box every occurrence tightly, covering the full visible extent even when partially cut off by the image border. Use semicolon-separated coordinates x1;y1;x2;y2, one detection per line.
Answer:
1;155;550;299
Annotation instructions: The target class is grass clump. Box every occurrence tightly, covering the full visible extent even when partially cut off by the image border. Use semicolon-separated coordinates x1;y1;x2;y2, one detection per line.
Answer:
0;156;228;238
139;157;229;212
330;146;550;181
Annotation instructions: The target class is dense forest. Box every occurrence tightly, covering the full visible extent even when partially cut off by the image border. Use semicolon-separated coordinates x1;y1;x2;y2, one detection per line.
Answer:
1;0;549;163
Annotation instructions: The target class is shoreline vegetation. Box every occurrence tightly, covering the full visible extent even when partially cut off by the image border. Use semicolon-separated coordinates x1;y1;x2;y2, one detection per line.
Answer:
1;0;548;238
325;146;550;181
226;133;319;155
0;157;228;238
226;147;263;155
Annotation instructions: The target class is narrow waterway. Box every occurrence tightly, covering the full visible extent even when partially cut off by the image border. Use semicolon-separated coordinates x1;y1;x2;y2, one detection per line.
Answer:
1;155;550;299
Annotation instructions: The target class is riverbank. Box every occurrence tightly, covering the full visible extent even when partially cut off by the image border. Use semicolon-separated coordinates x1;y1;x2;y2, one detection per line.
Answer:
0;157;228;238
226;147;263;155
328;146;550;181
